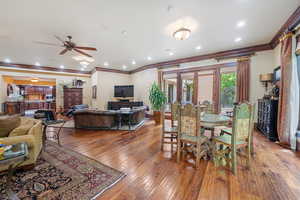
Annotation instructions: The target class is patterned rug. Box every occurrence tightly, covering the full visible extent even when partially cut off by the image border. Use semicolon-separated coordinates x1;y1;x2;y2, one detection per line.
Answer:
0;141;125;200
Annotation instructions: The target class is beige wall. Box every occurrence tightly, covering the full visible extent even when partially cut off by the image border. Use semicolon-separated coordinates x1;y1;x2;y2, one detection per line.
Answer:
132;68;158;109
198;75;213;103
92;71;132;110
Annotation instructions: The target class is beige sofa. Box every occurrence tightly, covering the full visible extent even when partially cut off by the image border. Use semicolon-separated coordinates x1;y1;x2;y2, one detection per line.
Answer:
0;116;43;172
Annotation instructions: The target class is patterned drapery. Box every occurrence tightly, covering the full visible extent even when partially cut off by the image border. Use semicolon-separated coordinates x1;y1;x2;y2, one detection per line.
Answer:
236;57;250;102
277;32;294;146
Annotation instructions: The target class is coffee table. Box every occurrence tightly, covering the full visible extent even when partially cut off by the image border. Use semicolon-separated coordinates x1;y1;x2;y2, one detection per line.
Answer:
0;142;28;200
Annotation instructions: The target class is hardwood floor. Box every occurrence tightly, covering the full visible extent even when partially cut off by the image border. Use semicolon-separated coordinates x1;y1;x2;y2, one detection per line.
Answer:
47;120;300;200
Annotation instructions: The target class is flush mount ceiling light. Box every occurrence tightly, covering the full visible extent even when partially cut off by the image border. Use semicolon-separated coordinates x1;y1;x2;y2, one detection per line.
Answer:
104;62;109;66
4;58;11;63
31;78;39;82
72;55;95;63
122;65;127;70
173;28;191;40
35;62;40;66
132;60;136;65
60;65;64;69
80;61;90;66
235;37;242;42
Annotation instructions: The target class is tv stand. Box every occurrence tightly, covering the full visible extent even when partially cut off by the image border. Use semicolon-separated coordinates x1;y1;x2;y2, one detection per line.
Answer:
108;101;144;110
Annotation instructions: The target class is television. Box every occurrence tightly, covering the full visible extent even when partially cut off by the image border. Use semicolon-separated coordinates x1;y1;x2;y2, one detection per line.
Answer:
273;66;281;83
114;85;134;97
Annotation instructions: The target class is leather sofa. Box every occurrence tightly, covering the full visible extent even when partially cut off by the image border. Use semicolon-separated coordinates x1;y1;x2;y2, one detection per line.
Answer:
73;107;146;130
0;116;43;171
74;110;117;129
66;104;89;117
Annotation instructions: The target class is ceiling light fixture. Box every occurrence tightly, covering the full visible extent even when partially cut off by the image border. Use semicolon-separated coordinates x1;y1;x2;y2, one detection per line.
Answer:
132;60;136;65
122;65;127;70
104;62;109;66
195;46;202;50
4;58;11;63
173;28;191;40
169;52;174;56
80;61;89;66
237;20;246;28
35;62;40;66
147;56;152;61
31;78;39;83
235;37;242;42
80;68;84;71
60;65;64;69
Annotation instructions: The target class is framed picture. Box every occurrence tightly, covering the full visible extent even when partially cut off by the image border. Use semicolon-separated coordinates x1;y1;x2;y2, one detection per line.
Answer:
92;85;97;99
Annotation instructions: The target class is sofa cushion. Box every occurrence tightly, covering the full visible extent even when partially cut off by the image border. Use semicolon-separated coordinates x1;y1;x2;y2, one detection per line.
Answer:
9;118;35;137
0;115;21;138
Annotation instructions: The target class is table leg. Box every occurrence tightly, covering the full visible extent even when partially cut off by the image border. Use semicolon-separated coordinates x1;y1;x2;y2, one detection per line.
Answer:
42;124;48;151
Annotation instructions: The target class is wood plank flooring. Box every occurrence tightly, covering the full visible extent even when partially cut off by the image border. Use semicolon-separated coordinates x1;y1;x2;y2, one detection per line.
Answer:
47;120;300;200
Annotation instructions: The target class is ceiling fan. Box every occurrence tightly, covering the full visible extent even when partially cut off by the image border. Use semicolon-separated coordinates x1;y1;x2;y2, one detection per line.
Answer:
35;35;97;57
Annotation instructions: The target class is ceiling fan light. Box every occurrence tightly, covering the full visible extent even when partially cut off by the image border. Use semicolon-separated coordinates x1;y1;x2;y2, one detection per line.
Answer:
173;28;191;40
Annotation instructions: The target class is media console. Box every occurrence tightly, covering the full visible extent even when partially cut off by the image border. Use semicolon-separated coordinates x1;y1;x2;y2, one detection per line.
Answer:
107;101;144;110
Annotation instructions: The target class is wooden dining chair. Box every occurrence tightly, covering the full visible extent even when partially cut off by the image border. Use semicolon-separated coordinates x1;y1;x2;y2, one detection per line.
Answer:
212;102;254;175
220;104;255;155
177;104;209;168
161;102;180;153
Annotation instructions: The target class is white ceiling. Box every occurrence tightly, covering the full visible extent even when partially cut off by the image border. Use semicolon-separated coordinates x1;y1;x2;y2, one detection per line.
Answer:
0;0;299;71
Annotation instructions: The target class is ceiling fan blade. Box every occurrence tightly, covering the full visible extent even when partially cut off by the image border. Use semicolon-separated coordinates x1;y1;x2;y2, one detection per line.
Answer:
34;41;62;47
54;35;65;43
59;48;68;55
73;49;92;57
74;46;97;51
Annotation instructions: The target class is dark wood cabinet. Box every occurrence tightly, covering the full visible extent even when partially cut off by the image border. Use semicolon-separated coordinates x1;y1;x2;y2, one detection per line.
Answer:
257;99;279;141
107;101;144;110
4;102;25;115
63;88;83;111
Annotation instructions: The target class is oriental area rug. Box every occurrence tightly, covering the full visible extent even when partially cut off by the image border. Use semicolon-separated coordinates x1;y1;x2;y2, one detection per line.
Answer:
0;141;125;200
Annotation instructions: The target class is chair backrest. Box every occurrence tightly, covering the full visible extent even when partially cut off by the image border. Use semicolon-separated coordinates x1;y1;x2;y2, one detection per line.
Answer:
232;102;254;143
179;104;200;137
199;101;215;114
171;102;180;121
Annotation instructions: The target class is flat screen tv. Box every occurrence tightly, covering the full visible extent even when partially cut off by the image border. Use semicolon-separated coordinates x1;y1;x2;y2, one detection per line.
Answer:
114;85;134;98
273;66;281;83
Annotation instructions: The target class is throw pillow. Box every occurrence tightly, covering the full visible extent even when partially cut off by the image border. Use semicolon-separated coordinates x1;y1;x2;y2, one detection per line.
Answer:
0;115;21;137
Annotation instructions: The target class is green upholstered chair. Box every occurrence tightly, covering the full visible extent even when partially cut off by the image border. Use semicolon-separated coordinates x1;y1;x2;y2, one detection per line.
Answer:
161;102;180;153
212;102;255;175
177;104;209;168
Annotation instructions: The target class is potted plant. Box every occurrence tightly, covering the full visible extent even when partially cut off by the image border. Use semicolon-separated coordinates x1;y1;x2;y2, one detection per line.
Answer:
149;83;167;125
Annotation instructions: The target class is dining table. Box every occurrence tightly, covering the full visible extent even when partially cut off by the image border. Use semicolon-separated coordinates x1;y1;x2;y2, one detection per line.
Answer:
200;113;231;137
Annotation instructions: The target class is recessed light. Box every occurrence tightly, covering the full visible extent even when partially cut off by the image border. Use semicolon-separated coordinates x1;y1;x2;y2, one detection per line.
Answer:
122;65;127;70
169;52;174;56
235;37;242;42
237;20;246;28
132;60;136;65
4;58;11;63
147;56;152;61
195;46;202;50
60;65;64;69
104;62;109;66
35;62;40;66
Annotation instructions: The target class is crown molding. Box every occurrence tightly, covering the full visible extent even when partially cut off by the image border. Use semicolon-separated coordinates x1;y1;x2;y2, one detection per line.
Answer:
0;62;91;75
130;43;271;74
270;6;300;48
93;67;130;74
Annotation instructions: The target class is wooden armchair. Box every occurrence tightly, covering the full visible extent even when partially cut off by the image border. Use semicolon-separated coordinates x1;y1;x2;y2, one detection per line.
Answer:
177;104;209;168
161;102;180;153
212;102;255;175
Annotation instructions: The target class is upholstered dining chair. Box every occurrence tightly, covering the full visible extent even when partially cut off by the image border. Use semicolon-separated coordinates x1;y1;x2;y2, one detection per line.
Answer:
177;104;209;168
220;103;256;155
212;102;255;175
161;102;180;153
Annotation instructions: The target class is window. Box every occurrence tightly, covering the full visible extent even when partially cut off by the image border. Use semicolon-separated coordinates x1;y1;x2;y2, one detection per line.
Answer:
220;72;237;110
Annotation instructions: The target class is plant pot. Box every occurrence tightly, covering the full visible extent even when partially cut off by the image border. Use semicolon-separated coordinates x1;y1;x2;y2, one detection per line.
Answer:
153;111;161;125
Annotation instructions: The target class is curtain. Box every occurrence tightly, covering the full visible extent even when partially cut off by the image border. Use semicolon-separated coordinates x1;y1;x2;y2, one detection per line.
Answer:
236;57;250;102
277;32;300;148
